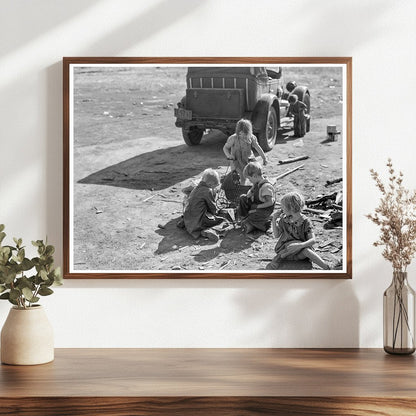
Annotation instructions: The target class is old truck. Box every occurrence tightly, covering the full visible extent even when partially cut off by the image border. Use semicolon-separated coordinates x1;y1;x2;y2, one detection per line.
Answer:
174;66;310;151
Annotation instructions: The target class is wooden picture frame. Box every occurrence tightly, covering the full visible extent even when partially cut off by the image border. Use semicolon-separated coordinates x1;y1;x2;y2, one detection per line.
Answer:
63;57;352;279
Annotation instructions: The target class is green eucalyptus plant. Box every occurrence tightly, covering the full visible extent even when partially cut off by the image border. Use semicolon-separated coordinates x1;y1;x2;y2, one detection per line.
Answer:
0;224;62;309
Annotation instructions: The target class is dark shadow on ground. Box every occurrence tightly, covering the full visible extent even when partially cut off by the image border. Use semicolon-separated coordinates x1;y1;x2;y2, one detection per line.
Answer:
320;136;340;145
79;130;228;191
275;127;293;144
195;228;261;263
155;217;214;255
155;217;262;265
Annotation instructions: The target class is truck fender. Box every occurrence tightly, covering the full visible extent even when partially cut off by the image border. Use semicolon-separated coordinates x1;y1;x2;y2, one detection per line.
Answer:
251;94;280;134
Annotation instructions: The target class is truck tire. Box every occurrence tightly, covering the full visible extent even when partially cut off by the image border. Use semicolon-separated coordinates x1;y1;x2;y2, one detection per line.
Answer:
182;127;203;146
258;106;278;151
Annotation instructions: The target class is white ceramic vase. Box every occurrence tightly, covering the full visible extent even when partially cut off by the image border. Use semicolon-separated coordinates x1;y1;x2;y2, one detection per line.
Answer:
1;305;54;365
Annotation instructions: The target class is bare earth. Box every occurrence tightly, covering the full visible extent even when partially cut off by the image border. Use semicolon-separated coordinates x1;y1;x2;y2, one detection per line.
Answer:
72;66;344;272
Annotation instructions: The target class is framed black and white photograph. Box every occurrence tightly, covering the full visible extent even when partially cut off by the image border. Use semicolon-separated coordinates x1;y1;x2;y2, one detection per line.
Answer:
63;57;352;279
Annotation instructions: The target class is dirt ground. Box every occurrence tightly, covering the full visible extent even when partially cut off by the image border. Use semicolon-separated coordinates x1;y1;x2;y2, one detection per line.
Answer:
72;66;344;273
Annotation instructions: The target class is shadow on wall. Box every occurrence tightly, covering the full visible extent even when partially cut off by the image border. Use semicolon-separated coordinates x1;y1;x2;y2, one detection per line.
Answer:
295;0;394;51
1;0;101;56
43;0;205;265
2;0;203;57
81;0;204;55
233;280;359;347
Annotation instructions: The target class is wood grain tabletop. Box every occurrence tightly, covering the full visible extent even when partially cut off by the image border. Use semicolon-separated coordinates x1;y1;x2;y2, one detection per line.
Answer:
1;348;415;415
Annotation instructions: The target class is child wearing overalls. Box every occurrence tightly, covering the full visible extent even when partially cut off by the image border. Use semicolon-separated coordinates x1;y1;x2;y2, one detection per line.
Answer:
237;162;275;234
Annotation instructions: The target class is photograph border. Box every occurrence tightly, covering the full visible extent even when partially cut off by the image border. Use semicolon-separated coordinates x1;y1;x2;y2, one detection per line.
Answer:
63;57;352;279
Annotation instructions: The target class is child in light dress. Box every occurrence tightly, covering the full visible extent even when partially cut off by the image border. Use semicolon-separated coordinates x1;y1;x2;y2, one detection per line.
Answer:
223;119;267;184
183;169;224;242
238;162;275;234
269;191;329;269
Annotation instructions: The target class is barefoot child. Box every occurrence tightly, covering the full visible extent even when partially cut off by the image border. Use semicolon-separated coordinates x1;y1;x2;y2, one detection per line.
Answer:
238;162;275;234
183;169;224;242
270;191;330;269
287;94;307;138
223;119;267;185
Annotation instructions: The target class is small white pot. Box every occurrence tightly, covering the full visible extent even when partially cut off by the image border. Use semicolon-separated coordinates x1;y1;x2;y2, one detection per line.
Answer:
1;305;54;365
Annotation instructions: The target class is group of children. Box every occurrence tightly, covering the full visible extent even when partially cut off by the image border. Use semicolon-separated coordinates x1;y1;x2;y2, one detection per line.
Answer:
181;118;330;270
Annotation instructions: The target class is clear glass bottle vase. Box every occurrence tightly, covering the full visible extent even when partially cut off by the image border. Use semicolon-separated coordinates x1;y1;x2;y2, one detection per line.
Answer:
383;271;415;355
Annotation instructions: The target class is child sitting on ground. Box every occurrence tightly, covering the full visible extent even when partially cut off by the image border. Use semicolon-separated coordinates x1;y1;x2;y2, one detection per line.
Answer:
238;162;275;234
183;168;224;242
268;191;330;269
223;119;267;185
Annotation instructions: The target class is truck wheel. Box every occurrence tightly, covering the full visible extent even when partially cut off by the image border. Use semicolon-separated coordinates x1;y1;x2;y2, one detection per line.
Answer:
258;106;277;151
182;127;203;146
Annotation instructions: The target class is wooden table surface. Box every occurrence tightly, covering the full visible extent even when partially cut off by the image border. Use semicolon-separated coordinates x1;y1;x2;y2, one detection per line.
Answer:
1;348;415;415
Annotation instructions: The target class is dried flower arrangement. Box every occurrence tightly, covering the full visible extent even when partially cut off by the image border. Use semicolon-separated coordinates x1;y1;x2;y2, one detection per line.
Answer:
366;159;416;272
367;159;416;354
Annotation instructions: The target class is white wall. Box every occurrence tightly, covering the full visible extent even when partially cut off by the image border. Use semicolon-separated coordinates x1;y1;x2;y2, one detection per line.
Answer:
1;0;415;347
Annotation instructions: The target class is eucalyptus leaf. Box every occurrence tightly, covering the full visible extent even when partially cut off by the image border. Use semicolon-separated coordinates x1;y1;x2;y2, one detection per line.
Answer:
44;256;54;265
38;287;54;296
2;271;17;285
34;275;43;285
13;237;23;248
0;253;8;266
17;248;25;263
9;288;21;301
0;224;4;232
0;285;6;294
17;276;35;290
21;258;34;271
50;267;63;285
0;232;5;244
22;287;34;301
0;292;9;299
0;246;11;256
45;245;55;256
39;269;48;281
